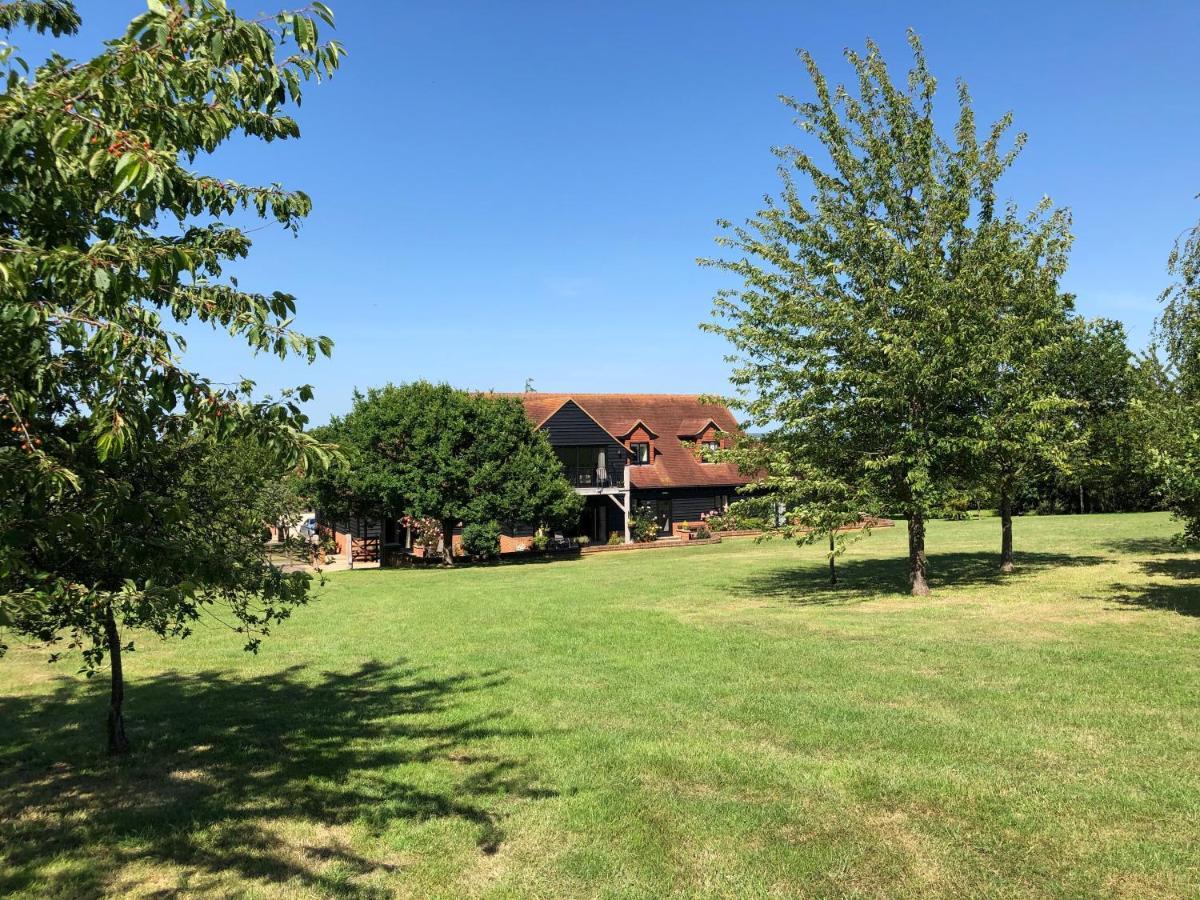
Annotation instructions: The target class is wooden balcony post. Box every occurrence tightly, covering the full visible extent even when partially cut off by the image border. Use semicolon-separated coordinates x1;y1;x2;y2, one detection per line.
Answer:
623;463;631;544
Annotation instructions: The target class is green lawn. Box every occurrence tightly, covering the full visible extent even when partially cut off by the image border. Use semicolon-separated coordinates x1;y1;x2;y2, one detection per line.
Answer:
2;512;1199;898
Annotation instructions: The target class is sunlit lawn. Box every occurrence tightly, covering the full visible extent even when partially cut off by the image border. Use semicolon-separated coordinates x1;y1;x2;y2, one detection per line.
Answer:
2;512;1198;897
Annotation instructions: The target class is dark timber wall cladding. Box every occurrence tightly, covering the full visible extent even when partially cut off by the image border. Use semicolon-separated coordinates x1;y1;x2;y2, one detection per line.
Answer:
539;399;627;463
633;487;737;523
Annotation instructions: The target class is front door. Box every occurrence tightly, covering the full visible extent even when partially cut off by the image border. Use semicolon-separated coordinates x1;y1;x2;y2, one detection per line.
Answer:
655;499;672;536
582;502;608;542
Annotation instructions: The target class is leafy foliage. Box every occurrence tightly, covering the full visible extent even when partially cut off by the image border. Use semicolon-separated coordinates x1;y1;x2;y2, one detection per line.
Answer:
310;383;583;564
1029;319;1158;513
1149;211;1200;541
963;203;1075;568
0;0;344;750
461;521;502;560
629;508;659;543
6;430;314;647
702;32;1035;593
724;436;873;583
1159;214;1200;392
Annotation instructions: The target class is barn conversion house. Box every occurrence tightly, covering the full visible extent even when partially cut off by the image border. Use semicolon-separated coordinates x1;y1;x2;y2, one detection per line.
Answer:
508;393;753;547
317;393;754;561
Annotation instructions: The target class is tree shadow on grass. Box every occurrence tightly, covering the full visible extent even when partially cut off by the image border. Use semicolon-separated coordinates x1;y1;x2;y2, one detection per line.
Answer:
733;551;1107;606
0;660;553;898
1105;557;1200;617
1100;536;1187;555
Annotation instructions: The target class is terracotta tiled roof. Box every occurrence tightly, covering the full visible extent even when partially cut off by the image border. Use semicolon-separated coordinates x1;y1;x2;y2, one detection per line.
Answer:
507;393;753;490
676;417;721;437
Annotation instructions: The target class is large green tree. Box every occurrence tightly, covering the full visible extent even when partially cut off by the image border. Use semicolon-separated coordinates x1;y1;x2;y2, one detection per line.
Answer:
311;383;583;565
703;33;1028;595
1150;204;1200;540
0;0;342;752
966;205;1075;571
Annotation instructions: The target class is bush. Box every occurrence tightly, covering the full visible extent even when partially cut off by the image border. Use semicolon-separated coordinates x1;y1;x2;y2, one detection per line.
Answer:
701;509;733;531
701;504;770;533
576;535;590;547
607;531;623;545
736;496;778;523
694;524;711;540
941;495;971;520
531;531;549;551
402;515;443;554
631;511;659;543
461;521;501;559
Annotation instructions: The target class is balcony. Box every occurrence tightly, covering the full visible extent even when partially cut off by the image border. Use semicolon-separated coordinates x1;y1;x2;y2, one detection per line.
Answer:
562;463;626;491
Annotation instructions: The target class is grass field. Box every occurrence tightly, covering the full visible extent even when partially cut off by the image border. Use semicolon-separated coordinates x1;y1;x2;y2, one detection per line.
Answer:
2;512;1199;898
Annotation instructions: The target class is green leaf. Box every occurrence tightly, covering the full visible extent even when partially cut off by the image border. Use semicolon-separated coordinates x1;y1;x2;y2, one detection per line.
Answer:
51;125;74;151
87;148;108;177
311;2;335;26
113;153;141;193
294;16;313;48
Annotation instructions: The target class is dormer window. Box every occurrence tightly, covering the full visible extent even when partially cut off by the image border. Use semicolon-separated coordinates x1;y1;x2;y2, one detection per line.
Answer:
702;440;720;453
631;442;650;465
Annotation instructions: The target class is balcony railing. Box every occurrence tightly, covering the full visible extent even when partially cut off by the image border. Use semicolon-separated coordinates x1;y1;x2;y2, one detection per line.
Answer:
563;464;626;489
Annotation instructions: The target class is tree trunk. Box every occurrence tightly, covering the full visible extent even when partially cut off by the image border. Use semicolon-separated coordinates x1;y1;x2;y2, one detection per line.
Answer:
1078;483;1084;515
104;603;130;755
999;486;1014;574
440;518;457;566
908;512;930;596
828;531;837;585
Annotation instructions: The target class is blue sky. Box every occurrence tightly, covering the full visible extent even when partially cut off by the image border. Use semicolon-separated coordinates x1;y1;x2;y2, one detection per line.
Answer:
17;1;1200;424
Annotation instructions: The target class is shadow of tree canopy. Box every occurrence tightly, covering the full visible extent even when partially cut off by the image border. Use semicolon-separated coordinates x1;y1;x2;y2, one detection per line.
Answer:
1105;557;1200;617
1135;558;1200;580
732;551;1108;605
0;660;553;897
1099;536;1187;555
